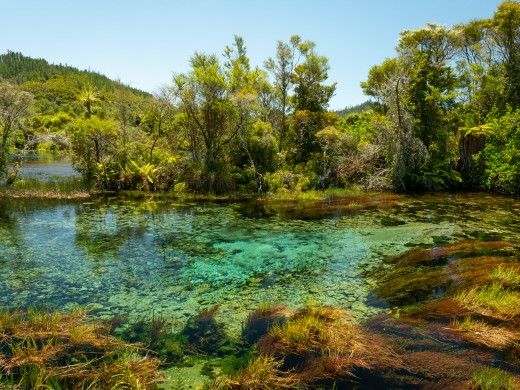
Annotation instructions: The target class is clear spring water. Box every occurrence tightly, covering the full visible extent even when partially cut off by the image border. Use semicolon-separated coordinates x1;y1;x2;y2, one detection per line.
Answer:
0;193;519;332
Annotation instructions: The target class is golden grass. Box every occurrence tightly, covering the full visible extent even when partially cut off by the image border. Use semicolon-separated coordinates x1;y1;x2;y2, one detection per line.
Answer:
255;305;400;386
0;307;162;389
471;367;517;390
450;316;519;350
233;355;300;389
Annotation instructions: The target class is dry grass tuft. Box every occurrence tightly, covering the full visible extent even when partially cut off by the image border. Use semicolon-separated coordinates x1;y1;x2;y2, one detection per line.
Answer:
450;317;520;350
0;307;161;389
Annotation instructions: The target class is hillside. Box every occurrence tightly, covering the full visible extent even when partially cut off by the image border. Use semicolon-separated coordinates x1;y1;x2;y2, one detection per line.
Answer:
335;100;375;117
0;51;150;103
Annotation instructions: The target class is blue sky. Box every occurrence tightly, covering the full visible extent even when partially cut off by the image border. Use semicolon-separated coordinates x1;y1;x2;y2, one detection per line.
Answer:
1;1;504;109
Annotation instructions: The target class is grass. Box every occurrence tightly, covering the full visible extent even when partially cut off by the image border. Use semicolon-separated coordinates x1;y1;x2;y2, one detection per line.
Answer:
232;355;300;389
0;307;161;389
456;284;520;320
450;316;519;350
253;304;398;386
0;176;91;199
490;265;520;287
242;302;287;346
471;367;517;390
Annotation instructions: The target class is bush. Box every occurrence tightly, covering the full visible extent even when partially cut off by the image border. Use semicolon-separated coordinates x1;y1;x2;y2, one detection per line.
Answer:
481;108;520;193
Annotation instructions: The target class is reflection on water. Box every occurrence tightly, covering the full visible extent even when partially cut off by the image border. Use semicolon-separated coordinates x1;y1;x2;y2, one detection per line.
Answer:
0;193;519;332
12;153;79;181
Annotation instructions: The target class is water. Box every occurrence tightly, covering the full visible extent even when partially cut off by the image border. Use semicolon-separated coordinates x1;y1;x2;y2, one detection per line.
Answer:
11;153;79;181
1;192;518;333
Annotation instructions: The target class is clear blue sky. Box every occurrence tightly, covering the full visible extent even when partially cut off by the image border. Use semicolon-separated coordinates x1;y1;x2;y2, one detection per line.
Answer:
1;0;504;110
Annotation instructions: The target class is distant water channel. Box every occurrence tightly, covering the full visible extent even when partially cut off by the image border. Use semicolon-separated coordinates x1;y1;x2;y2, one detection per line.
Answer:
12;152;79;181
1;192;518;332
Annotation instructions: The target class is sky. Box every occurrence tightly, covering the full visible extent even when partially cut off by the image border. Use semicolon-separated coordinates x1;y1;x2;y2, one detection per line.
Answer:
1;0;505;110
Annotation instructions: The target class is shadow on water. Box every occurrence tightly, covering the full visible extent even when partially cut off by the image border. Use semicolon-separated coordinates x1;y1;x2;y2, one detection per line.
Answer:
236;193;404;220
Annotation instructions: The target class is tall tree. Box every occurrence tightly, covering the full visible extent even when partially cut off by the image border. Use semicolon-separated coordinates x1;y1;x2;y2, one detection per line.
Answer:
491;0;520;108
172;37;258;191
397;24;459;153
265;36;311;151
141;87;176;164
290;48;337;163
0;83;33;177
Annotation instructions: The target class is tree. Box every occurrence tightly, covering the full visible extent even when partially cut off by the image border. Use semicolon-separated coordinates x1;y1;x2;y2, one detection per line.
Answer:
361;58;403;113
68;115;117;185
78;84;100;117
265;36;311;151
172;37;258;192
0;82;33;177
397;24;459;154
112;89;141;171
490;1;520;108
141;87;176;164
290;49;337;163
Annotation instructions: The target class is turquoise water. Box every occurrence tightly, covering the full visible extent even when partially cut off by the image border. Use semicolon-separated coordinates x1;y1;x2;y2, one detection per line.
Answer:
0;193;519;332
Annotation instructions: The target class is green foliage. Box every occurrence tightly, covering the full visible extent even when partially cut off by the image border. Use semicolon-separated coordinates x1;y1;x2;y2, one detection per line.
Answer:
481;108;520;193
0;82;33;177
67;115;117;183
8;3;520;195
471;367;517;390
0;51;149;98
335;100;375;117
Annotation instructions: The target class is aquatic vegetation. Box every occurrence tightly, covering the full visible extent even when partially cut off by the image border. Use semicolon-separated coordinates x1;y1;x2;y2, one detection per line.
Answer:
242;302;287;345
370;239;517;307
1;193;520;387
0;307;161;389
456;284;520;320
231;355;300;389
471;367;517;390
256;193;403;220
180;306;235;356
450;316;520;350
366;237;520;387
491;264;520;288
372;265;448;305
253;305;399;387
115;312;187;366
385;240;513;269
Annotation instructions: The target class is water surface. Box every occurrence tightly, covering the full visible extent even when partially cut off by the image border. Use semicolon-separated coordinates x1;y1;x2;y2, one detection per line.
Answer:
0;193;518;332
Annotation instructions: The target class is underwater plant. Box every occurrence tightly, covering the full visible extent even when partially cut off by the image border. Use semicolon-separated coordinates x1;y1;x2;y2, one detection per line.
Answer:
242;302;287;345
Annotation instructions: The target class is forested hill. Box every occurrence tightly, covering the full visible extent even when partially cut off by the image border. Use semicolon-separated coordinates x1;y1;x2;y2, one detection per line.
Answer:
335;100;375;117
0;51;150;100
